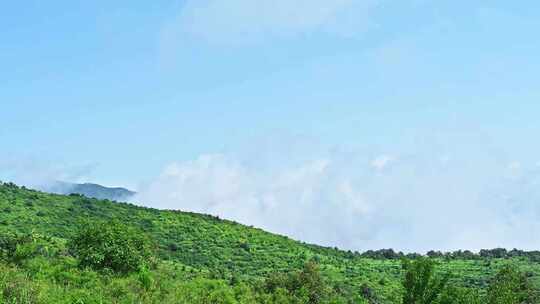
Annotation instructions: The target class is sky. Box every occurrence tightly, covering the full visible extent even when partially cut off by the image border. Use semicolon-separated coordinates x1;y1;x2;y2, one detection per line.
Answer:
2;0;540;252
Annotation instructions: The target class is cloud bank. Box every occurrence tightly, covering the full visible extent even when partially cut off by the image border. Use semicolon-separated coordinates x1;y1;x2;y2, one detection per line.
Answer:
134;137;540;252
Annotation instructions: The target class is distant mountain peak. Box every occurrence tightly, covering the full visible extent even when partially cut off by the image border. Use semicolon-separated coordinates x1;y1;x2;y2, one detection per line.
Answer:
46;181;136;201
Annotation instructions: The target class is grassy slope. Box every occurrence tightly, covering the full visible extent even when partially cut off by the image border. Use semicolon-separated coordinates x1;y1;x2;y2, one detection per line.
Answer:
1;183;540;302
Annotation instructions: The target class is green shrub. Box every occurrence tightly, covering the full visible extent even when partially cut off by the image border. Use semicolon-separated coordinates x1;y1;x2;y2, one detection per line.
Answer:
437;286;481;304
263;261;333;304
401;258;449;304
486;265;537;304
172;278;238;304
137;265;154;291
69;221;155;274
0;232;57;264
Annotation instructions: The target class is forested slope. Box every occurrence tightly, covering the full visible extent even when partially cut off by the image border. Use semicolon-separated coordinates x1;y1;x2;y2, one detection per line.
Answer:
1;182;539;303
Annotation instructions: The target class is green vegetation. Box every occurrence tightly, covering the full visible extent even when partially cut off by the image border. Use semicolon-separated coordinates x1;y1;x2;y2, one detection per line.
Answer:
68;220;155;274
1;182;540;303
402;258;449;304
486;265;538;304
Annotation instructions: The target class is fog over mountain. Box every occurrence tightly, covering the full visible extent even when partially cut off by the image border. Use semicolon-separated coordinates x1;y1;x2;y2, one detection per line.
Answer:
133;134;540;253
46;181;135;201
2;128;540;253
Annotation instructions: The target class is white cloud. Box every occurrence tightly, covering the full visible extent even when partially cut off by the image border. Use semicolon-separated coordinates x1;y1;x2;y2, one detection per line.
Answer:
371;154;396;171
133;138;540;252
135;153;372;248
165;0;378;45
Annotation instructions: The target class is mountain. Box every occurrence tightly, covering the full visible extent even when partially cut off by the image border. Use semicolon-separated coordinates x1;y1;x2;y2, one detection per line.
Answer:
46;181;136;201
1;182;539;303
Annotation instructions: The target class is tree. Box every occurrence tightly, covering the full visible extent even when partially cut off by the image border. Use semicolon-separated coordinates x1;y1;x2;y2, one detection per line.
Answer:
263;261;331;304
69;220;155;273
486;265;537;304
402;258;449;304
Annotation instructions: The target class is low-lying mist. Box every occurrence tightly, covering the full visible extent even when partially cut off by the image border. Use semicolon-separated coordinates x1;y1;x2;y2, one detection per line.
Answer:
4;133;539;253
133;135;540;253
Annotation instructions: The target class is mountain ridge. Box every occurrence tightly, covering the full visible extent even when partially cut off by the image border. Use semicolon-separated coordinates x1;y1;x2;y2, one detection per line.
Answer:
45;181;136;201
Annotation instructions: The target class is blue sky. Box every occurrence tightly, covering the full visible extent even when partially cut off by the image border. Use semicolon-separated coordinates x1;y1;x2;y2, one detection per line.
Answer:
2;0;540;250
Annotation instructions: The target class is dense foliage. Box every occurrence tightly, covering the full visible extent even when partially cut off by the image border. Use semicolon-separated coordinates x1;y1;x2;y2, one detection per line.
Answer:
69;220;155;273
1;182;540;303
486;265;538;304
402;258;449;304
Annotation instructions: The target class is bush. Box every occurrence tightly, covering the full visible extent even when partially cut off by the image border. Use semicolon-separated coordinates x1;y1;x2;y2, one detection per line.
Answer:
437;286;481;304
486;265;537;304
0;232;56;264
172;278;238;304
401;258;449;304
263;261;333;304
69;221;155;274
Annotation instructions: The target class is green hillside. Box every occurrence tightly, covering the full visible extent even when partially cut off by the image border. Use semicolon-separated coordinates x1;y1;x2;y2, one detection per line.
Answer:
1;181;539;303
